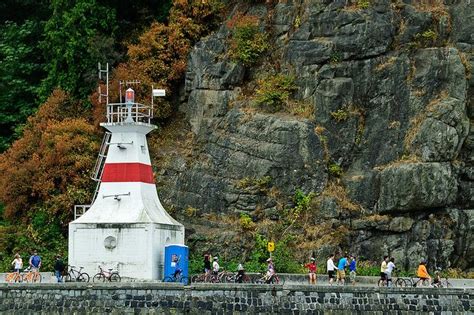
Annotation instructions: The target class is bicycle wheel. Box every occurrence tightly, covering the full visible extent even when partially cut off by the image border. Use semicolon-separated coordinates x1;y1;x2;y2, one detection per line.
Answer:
78;272;90;282
225;273;235;283
242;275;251;283
441;279;452;288
110;273;121;282
65;273;72;282
180;276;189;285
395;278;406;287
93;273;105;282
163;276;174;282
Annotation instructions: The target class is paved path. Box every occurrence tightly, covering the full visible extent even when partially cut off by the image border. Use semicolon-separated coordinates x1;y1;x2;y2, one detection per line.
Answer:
1;272;473;289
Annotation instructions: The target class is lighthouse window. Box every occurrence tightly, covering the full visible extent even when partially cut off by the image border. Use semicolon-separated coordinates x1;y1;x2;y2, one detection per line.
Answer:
141;145;146;154
104;236;117;249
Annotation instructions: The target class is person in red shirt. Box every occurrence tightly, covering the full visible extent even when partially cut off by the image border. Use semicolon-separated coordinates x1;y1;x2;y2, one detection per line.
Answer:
304;257;317;284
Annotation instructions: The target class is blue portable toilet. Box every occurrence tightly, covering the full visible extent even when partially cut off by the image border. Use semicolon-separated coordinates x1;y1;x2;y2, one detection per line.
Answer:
163;244;189;280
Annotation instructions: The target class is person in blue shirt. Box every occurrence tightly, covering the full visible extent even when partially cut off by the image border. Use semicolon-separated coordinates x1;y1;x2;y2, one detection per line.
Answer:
349;255;357;285
336;254;348;285
29;250;42;271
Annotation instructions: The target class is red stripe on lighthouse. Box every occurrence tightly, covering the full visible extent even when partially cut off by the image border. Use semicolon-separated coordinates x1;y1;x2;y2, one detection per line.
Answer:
101;163;154;183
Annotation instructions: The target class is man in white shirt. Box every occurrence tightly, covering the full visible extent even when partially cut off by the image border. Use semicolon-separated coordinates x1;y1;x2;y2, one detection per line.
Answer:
212;257;220;275
386;257;396;287
326;254;338;285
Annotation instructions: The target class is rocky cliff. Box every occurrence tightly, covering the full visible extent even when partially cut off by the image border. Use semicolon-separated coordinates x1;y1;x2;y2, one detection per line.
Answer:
152;0;473;271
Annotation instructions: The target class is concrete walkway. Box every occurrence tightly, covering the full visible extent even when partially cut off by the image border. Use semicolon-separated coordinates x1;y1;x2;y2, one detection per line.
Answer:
1;272;473;288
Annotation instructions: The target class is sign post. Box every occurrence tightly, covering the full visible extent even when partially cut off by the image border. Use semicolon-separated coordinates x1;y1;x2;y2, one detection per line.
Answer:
267;241;275;259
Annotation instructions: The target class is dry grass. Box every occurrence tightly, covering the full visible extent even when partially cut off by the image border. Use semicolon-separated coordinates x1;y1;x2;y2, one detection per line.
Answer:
388;120;401;130
459;51;472;80
320;181;362;212
374;154;420;171
375;56;397;72
364;214;390;223
286;100;314;119
404;90;448;151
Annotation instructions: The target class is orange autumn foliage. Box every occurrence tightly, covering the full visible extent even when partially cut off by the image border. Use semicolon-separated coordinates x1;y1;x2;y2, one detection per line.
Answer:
0;90;100;224
109;0;223;120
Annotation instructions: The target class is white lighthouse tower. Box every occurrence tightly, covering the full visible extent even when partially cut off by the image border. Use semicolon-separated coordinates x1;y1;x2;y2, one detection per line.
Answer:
68;76;184;280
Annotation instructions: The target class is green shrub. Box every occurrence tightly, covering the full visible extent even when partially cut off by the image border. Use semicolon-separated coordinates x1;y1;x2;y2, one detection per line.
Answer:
328;163;343;177
239;213;256;230
228;14;268;66
330;109;349;122
357;0;371;9
255;74;297;111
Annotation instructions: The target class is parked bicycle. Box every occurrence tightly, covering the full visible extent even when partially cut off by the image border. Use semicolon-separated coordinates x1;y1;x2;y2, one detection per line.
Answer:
22;267;42;283
92;266;121;282
65;265;90;282
191;272;211;283
163;268;189;285
5;271;22;283
208;270;234;283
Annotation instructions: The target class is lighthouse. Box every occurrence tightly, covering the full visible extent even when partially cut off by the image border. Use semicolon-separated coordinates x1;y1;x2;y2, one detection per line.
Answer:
68;85;184;280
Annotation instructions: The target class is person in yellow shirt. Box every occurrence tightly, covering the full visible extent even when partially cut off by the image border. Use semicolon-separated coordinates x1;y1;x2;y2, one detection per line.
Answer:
416;260;431;286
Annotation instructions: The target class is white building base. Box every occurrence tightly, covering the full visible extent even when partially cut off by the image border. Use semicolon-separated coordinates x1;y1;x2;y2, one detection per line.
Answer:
68;222;184;280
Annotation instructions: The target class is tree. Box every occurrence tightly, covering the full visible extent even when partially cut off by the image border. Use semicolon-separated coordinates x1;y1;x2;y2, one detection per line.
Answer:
0;20;46;152
39;0;119;101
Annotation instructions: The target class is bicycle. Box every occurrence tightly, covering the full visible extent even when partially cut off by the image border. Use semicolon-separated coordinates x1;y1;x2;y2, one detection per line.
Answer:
432;270;453;288
255;272;284;284
191;273;210;283
92;266;121;282
65;265;90;282
208;270;233;283
22;268;42;283
5;271;23;283
163;269;189;285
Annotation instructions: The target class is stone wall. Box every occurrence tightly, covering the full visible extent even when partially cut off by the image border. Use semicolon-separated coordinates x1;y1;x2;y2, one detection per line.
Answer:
0;283;472;314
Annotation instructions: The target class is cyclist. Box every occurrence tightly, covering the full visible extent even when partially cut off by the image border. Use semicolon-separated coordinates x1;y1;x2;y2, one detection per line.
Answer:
29;250;42;271
11;253;23;273
378;256;388;286
386;257;395;287
265;258;275;284
236;263;245;283
212;257;220;275
433;269;442;287
416;260;431;287
304;257;317;284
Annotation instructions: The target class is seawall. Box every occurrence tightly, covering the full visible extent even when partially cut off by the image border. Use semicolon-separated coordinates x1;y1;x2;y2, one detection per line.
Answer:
0;282;472;314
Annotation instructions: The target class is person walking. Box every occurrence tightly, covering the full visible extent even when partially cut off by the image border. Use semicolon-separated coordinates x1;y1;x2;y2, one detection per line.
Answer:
212;257;220;275
265;258;275;284
54;255;65;283
11;253;23;273
378;256;388;286
304;257;317;284
203;254;211;274
326;254;338;285
336;254;348;285
349;255;357;286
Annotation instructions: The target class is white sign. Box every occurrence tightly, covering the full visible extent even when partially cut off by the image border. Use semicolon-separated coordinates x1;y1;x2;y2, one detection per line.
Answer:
152;89;166;97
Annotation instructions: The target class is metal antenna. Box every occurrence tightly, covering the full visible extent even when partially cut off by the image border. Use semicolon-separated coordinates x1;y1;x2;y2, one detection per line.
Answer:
98;62;109;105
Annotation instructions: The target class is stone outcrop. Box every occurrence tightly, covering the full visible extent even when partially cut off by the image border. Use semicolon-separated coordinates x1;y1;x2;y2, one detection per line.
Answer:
154;0;474;271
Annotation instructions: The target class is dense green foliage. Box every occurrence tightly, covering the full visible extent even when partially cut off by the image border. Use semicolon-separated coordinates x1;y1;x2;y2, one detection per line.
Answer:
39;0;118;101
0;20;45;151
254;74;297;111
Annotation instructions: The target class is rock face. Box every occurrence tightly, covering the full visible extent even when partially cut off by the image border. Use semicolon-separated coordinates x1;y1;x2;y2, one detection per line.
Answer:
155;0;474;271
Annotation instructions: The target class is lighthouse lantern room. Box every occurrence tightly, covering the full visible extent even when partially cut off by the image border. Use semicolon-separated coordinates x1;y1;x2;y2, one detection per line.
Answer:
68;65;184;280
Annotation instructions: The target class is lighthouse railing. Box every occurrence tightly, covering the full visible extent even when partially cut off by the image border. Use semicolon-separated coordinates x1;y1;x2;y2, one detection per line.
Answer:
106;102;152;124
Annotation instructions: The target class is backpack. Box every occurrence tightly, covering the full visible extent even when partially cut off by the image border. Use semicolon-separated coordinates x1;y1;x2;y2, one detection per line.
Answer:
31;255;41;267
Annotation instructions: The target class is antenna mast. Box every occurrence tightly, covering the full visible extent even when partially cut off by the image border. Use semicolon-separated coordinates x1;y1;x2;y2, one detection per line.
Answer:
98;62;109;105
